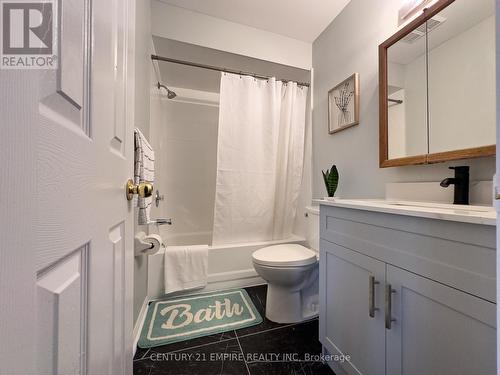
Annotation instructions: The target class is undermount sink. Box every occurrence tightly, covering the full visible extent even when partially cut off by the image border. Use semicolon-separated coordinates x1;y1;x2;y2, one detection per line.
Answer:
374;200;494;213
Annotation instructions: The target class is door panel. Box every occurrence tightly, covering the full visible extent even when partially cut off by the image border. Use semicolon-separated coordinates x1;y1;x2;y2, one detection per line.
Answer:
58;0;85;110
36;247;88;375
0;0;134;372
37;0;91;270
110;222;126;374
34;0;135;374
320;240;386;375
110;0;127;156
39;0;88;137
386;265;496;375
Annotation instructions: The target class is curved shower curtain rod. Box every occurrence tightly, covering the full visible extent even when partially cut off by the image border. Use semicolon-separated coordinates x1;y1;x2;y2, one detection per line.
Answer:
151;54;310;88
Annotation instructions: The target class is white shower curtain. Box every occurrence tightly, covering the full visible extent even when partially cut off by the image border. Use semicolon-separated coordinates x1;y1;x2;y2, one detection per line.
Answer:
212;73;309;245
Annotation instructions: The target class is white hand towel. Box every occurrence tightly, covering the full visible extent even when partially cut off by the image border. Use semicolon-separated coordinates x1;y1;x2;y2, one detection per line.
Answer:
164;245;208;294
134;128;154;224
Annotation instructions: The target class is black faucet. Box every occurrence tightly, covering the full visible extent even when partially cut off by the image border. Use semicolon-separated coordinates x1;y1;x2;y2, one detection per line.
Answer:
440;166;469;205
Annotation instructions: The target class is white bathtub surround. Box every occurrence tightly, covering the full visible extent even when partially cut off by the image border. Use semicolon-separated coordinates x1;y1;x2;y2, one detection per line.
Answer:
149;95;219;244
164;245;209;294
134;128;155;224
213;73;309;244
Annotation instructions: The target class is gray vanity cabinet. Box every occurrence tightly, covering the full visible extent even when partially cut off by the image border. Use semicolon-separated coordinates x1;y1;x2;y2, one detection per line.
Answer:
386;265;496;375
319;204;496;375
320;240;386;375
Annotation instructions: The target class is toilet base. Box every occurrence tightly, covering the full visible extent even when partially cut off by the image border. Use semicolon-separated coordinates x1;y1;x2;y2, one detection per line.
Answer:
265;284;319;324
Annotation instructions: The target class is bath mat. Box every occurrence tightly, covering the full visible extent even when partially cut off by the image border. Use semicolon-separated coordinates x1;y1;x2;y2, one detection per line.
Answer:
138;289;262;348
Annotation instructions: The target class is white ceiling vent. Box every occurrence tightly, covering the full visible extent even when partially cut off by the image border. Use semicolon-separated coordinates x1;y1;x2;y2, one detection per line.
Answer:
401;15;446;43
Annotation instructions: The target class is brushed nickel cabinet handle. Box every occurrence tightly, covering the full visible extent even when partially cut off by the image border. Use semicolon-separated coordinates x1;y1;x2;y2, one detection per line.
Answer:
385;284;396;329
369;275;379;318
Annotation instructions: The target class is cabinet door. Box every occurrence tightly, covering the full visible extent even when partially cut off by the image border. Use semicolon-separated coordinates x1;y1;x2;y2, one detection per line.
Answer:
320;240;386;375
386;265;496;375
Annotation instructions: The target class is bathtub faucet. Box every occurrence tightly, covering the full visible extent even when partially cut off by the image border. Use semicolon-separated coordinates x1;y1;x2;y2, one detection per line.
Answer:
151;218;172;225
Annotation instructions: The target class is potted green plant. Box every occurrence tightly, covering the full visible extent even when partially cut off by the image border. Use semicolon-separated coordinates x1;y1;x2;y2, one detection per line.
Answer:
322;165;339;199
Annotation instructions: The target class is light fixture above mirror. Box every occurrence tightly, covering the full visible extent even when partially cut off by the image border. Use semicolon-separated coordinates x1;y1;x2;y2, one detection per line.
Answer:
398;0;439;25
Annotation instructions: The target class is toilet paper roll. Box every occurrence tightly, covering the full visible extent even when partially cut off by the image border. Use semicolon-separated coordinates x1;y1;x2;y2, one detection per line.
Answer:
139;234;163;256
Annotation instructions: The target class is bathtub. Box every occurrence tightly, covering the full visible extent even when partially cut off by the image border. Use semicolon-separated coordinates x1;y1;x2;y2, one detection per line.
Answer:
160;230;213;246
147;235;306;299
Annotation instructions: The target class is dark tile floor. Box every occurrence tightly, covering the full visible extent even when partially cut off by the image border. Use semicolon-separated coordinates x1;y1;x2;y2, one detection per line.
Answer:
133;285;335;375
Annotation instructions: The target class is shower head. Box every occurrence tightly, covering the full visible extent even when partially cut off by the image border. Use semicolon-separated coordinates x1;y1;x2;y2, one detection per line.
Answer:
157;82;177;99
167;90;176;99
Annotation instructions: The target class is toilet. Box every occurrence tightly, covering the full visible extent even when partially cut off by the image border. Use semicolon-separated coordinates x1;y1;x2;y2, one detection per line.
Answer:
252;206;320;323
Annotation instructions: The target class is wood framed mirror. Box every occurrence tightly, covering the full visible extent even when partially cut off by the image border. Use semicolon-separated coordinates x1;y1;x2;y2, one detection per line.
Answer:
379;0;495;168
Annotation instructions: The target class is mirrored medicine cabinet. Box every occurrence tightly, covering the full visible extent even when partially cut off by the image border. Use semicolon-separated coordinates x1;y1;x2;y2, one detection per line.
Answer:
379;0;495;167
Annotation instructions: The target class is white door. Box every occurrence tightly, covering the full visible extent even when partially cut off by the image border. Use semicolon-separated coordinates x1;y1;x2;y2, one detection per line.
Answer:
319;240;386;375
0;0;135;374
386;265;496;375
497;1;500;373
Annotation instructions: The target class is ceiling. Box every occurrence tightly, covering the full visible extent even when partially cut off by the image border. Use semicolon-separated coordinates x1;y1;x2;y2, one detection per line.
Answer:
156;0;352;42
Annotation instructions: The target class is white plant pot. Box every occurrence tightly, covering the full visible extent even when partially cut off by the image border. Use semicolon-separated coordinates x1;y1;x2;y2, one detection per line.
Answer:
324;196;340;201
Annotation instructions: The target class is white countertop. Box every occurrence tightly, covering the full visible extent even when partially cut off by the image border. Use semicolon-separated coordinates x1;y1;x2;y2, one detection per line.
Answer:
314;198;496;226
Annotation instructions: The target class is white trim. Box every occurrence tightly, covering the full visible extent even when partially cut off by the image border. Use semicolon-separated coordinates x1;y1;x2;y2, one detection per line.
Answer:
208;268;259;283
133;298;149;357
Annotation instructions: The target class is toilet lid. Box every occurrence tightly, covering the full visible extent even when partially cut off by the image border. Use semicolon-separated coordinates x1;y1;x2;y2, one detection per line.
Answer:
252;244;317;267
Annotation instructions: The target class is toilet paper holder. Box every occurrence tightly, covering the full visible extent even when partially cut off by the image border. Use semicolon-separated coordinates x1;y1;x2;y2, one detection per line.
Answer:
135;231;162;256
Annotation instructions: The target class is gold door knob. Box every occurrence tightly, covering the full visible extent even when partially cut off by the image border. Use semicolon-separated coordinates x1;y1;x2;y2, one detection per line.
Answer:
126;179;154;201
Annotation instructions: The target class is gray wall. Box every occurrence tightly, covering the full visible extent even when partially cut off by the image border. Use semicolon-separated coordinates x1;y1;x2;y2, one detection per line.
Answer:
133;0;152;326
312;0;495;199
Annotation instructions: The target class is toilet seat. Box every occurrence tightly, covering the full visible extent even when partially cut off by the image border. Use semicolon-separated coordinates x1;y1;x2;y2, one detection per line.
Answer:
252;244;317;267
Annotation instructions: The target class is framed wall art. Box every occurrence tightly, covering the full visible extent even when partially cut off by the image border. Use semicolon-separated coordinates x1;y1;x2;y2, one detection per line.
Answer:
328;73;359;134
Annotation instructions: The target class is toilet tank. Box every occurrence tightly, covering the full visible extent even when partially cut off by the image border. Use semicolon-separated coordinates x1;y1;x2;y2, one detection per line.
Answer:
305;206;320;252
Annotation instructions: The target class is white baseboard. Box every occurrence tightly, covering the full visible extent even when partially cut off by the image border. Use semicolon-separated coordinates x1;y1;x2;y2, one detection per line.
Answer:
196;268;265;294
208;268;259;283
133;298;149;357
204;274;266;293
